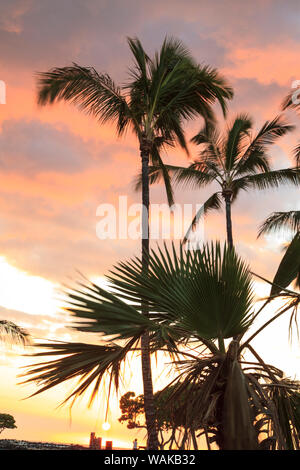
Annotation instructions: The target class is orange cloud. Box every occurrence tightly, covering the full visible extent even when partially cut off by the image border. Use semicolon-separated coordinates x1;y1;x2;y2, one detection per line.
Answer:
224;43;300;86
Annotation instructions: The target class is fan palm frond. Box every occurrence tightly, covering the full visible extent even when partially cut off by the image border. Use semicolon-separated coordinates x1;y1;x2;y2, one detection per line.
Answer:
108;242;254;342
65;280;156;340
21;337;139;406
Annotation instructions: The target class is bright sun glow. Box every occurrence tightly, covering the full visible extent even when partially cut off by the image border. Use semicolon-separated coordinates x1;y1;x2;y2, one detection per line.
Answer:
102;422;111;431
0;257;59;316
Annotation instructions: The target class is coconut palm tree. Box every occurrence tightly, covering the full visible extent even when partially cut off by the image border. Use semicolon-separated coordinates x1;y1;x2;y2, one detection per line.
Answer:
22;242;300;449
142;114;299;248
0;320;30;346
35;36;233;448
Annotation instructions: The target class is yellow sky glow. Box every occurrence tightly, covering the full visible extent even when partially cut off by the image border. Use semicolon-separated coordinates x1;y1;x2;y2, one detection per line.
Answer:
0;256;298;448
0;257;60;317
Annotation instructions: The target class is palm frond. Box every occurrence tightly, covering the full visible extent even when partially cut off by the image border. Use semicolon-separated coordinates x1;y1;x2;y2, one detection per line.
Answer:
234;149;271;176
225;114;253;171
194;65;233;117
135;163;215;194
65;280;155;340
258;211;300;237
150;144;175;206
293;143;300;168
160;355;222;434
235;115;294;176
282;92;293;111
108;242;254;342
282;92;300;114
36;64;132;135
0;320;30;346
21;338;138;406
191;121;219;147
231;177;252;202
133;137;176;206
271;386;300;449
172;164;216;189
133;164;174;207
248;115;294;149
270;233;300;297
191;124;220;146
183;192;222;244
152;59;233;134
191;125;224;171
234;167;300;194
127;36;151;85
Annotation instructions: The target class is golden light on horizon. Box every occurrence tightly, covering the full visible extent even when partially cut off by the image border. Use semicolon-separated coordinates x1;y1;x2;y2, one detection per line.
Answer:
0;257;298;448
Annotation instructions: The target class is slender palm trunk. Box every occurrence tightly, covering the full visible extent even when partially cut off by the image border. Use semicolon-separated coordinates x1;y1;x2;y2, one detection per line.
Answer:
223;192;240;357
224;193;233;249
140;137;159;450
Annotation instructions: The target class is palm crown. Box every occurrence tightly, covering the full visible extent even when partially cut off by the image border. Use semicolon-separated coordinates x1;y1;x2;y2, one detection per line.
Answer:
145;114;299;246
37;36;233;158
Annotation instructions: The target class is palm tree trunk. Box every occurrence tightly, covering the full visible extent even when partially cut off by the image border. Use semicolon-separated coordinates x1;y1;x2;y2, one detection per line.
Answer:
140;137;159;450
224;193;233;248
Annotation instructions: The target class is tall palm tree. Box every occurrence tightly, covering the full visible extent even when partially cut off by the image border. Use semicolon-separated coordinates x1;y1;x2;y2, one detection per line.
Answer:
143;114;299;248
22;242;300;449
35;36;233;448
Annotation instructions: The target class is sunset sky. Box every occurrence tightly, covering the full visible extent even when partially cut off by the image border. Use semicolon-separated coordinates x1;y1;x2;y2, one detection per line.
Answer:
0;0;299;448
